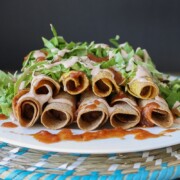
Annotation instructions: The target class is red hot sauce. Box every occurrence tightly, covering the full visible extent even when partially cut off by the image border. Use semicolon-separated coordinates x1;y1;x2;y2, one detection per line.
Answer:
1;122;18;128
31;127;178;144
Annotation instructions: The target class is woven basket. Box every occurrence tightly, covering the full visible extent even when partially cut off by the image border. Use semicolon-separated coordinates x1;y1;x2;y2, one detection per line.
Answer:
0;142;180;179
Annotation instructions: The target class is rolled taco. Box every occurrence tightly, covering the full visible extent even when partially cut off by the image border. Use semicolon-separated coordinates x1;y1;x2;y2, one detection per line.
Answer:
110;91;140;129
25;74;61;108
41;92;76;129
12;89;29;120
92;69;120;97
60;71;89;95
77;91;109;131
139;96;174;128
31;74;60;97
12;89;41;127
127;65;159;99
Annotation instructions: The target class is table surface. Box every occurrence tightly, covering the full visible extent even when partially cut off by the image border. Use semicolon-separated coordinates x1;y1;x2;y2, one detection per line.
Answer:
0;142;180;179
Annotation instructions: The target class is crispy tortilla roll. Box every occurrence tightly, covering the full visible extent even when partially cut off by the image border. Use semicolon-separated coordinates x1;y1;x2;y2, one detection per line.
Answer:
110;92;140;129
12;90;41;127
92;69;120;97
139;96;174;128
60;71;89;95
172;101;180;117
12;89;29;120
41;92;76;129
77;91;109;131
127;65;159;99
31;74;60;97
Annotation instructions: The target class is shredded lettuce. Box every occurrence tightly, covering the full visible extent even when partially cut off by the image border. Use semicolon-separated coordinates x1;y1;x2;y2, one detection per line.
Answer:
42;25;67;50
135;47;144;58
100;58;115;69
64;42;88;58
88;46;108;58
15;61;47;94
38;64;70;80
0;71;16;116
22;51;35;70
109;35;120;47
120;42;133;54
71;62;91;78
159;79;180;108
42;37;56;49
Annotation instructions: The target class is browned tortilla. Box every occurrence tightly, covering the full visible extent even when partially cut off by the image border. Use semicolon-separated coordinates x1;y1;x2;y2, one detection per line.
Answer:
127;66;159;99
60;71;89;95
110;92;140;129
12;89;29;120
31;74;60;97
13;91;41;127
41;92;76;129
139;96;174;128
92;69;120;97
76;91;109;131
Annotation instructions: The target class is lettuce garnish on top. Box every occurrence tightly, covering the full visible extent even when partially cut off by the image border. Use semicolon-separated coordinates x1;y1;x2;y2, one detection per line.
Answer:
0;24;179;116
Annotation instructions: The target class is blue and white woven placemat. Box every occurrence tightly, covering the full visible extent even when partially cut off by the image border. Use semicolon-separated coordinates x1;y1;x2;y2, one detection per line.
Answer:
0;142;180;179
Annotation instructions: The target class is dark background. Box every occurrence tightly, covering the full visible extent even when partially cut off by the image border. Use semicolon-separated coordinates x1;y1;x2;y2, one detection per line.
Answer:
0;0;180;73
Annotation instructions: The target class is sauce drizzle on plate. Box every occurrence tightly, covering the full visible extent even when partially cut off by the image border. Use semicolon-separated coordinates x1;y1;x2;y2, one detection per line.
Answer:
1;122;18;128
0;114;8;120
32;128;179;144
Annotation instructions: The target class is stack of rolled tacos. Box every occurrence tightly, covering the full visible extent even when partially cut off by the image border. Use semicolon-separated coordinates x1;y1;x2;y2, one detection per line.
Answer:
7;25;179;131
12;71;174;130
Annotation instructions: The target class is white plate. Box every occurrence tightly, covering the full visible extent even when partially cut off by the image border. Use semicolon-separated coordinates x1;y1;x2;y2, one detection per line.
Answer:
0;118;180;154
